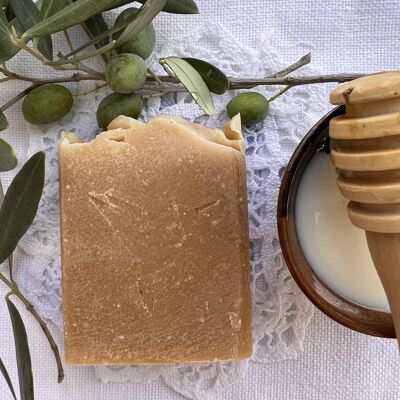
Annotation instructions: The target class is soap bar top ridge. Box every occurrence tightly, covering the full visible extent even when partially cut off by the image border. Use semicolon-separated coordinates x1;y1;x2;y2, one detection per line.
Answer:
59;115;252;365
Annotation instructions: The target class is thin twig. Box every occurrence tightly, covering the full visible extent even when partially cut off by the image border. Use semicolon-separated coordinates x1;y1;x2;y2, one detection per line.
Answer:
0;70;61;84
0;273;64;383
270;53;311;78
267;85;291;102
0;76;14;83
6;72;102;85
10;27;47;63
227;73;365;89
8;255;15;286
254;53;310;102
52;62;104;79
0;85;37;112
142;93;164;100
11;27;104;78
73;82;108;96
47;41;115;67
140;72;366;95
0;72;107;111
63;29;74;52
0;70;366;100
146;53;312;85
31;74;102;84
147;68;163;85
1;63;12;74
79;22;109;65
72;63;105;79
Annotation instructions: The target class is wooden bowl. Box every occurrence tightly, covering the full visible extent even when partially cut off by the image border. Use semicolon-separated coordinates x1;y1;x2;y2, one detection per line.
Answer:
277;106;395;338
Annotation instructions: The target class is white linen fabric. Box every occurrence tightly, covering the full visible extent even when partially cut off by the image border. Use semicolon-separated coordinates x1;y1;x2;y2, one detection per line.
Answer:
0;1;399;399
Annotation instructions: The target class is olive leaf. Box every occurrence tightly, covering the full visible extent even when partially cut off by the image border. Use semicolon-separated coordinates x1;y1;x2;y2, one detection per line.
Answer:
83;12;109;47
5;2;14;20
0;7;19;63
0;178;14;287
0;110;9;131
9;0;53;59
22;0;113;39
102;0;134;12
139;0;198;14
6;297;34;400
161;56;215;115
9;0;39;30
63;2;153;58
63;21;121;58
47;39;115;66
182;58;229;94
116;0;166;46
39;0;68;60
107;0;199;14
0;357;17;400
40;0;67;19
0;151;45;265
0;138;17;171
35;37;53;60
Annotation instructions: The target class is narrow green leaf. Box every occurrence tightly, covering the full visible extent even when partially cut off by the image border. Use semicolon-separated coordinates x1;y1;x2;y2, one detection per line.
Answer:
161;56;215;115
22;0;113;39
10;0;53;59
103;0;136;11
4;1;14;20
106;0;199;14
10;0;41;31
6;297;34;400
63;5;144;58
0;180;4;205
117;0;167;46
46;39;115;66
40;0;67;19
0;7;19;63
83;12;109;47
0;152;45;265
154;0;199;14
0;138;17;171
116;0;166;45
39;0;68;60
35;36;53;60
182;57;229;94
0;110;9;132
0;357;17;400
0;179;15;321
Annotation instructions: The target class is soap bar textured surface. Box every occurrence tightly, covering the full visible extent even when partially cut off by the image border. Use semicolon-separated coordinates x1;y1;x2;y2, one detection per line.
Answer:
59;115;252;365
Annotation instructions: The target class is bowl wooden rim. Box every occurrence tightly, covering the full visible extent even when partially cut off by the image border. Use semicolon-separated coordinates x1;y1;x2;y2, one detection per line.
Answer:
277;105;395;338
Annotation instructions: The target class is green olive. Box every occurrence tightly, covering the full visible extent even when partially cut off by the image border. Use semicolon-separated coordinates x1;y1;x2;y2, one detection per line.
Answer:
226;92;269;125
106;53;147;94
96;92;143;129
113;8;156;60
22;84;73;125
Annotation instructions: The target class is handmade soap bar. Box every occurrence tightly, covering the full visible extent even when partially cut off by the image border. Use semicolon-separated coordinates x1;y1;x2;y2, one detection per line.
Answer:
59;115;252;365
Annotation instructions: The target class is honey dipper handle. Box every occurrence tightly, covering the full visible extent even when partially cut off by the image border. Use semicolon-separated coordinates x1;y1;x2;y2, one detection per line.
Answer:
366;231;400;348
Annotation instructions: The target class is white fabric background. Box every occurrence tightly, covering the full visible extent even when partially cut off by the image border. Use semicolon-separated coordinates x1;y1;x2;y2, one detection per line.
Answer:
1;0;400;399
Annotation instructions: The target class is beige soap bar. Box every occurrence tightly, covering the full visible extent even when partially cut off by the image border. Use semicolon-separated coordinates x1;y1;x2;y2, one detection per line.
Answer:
59;115;252;365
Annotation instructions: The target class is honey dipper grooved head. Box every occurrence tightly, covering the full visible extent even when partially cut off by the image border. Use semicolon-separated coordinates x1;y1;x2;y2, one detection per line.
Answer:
330;71;400;232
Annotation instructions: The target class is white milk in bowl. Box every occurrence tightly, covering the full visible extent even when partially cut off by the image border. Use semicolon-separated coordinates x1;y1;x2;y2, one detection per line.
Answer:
295;152;390;312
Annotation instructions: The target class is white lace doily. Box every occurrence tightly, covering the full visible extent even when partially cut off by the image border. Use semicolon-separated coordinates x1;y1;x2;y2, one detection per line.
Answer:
15;22;332;400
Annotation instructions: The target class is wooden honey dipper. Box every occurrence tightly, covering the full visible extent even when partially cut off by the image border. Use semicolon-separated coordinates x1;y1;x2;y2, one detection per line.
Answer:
330;72;400;347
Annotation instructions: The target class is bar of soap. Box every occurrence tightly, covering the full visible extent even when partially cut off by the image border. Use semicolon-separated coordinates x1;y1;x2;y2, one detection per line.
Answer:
59;115;252;365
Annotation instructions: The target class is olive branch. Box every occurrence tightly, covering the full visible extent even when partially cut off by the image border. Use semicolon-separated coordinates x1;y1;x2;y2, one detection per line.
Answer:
0;0;369;399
